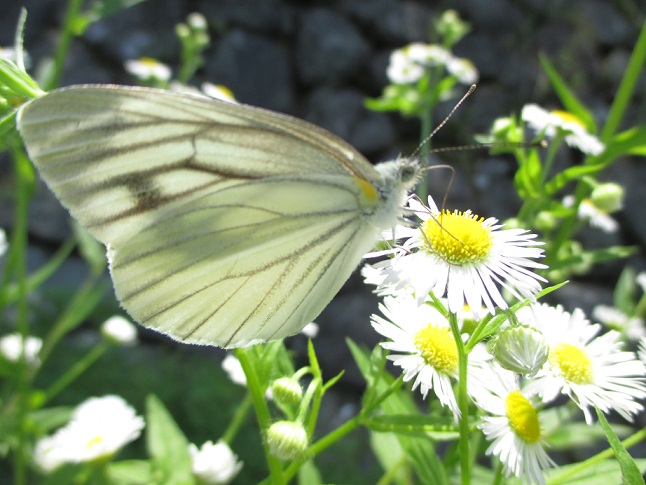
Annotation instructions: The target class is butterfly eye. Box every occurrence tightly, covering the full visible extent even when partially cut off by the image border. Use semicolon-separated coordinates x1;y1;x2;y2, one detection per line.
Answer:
399;160;419;183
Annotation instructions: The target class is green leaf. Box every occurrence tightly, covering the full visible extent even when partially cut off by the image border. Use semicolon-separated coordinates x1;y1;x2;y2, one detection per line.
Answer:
549;246;637;272
145;395;194;485
514;149;543;199
347;340;448;485
297;459;323;485
596;408;645;485
73;221;106;277
108;460;154;485
370;431;408;485
365;414;460;441
548;459;646;485
539;53;597;132
27;406;73;435
614;267;638;314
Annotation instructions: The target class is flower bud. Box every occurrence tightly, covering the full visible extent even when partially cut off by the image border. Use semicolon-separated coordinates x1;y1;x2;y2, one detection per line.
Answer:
266;421;308;460
490;325;549;376
590;183;624;213
271;378;303;410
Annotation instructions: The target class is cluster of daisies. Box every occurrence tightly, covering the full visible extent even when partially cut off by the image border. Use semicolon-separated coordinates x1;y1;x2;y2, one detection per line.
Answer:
363;196;646;484
32;394;242;484
386;42;479;86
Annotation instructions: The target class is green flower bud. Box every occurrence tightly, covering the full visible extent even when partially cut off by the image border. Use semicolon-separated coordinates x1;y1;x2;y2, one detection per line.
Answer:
271;377;303;410
590;183;624;213
534;211;557;232
266;421;308;460
491;325;549;376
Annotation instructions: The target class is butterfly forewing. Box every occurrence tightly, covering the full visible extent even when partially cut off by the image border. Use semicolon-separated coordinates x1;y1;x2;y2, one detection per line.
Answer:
18;85;386;347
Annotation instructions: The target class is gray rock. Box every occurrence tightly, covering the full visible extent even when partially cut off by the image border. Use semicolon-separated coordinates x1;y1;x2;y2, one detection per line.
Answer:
305;88;395;155
295;8;370;87
205;29;294;113
196;0;295;35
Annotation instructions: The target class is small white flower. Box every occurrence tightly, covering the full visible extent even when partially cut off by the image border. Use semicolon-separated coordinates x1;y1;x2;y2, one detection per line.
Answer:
446;56;478;84
563;195;618;233
639;337;646;363
370;197;546;315
521;303;646;424
300;322;319;339
34;395;144;469
187;12;208;30
101;315;138;346
592;304;645;341
124;57;172;82
0;333;42;366
475;363;555;485
636;272;646;294
521;104;605;155
0;228;7;257
201;83;237;103
371;294;487;418
189;440;242;484
386;49;425;84
386;43;451;84
222;354;247;386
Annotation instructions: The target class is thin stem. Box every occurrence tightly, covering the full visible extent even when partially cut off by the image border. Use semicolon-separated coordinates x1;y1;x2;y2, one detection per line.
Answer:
449;312;470;485
235;348;285;485
40;342;109;406
221;393;252;445
12;143;31;485
46;0;84;90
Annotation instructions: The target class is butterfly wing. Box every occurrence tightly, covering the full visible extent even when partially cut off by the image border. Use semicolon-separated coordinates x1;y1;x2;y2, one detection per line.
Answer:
18;85;384;347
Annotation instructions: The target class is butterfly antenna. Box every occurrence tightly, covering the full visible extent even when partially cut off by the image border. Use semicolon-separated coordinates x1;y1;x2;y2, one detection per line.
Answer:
411;84;477;160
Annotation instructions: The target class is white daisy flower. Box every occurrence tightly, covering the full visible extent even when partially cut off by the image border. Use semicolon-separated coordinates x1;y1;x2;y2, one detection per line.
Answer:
201;82;237;103
639;337;646;363
521;303;646;424
300;322;319;339
474;362;555;485
34;395;144;470
562;195;618;233
124;57;172;82
101;315;138;346
446;56;479;84
521;104;605;155
189;440;242;484
222;354;247;387
636;272;646;294
0;333;42;366
371;197;546;315
0;228;7;257
371;294;487;417
592;304;645;342
386;43;451;84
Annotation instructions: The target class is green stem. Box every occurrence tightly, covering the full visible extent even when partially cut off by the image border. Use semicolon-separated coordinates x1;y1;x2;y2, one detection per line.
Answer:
280;375;404;483
221;393;252;445
235;348;285;485
449;312;470;485
548;426;646;484
12;142;31;485
46;0;84;90
40;342;109;406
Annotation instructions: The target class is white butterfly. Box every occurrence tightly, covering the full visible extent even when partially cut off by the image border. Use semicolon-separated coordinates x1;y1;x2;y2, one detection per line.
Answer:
17;85;421;348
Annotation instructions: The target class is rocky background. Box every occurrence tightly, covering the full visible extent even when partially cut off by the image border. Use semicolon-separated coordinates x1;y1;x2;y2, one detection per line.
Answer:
2;0;645;391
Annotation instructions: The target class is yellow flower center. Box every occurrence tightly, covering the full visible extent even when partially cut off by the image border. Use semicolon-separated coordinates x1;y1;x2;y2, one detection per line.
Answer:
551;110;585;128
505;391;541;443
549;343;594;384
413;323;458;374
421;211;493;265
86;435;104;451
139;56;160;67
